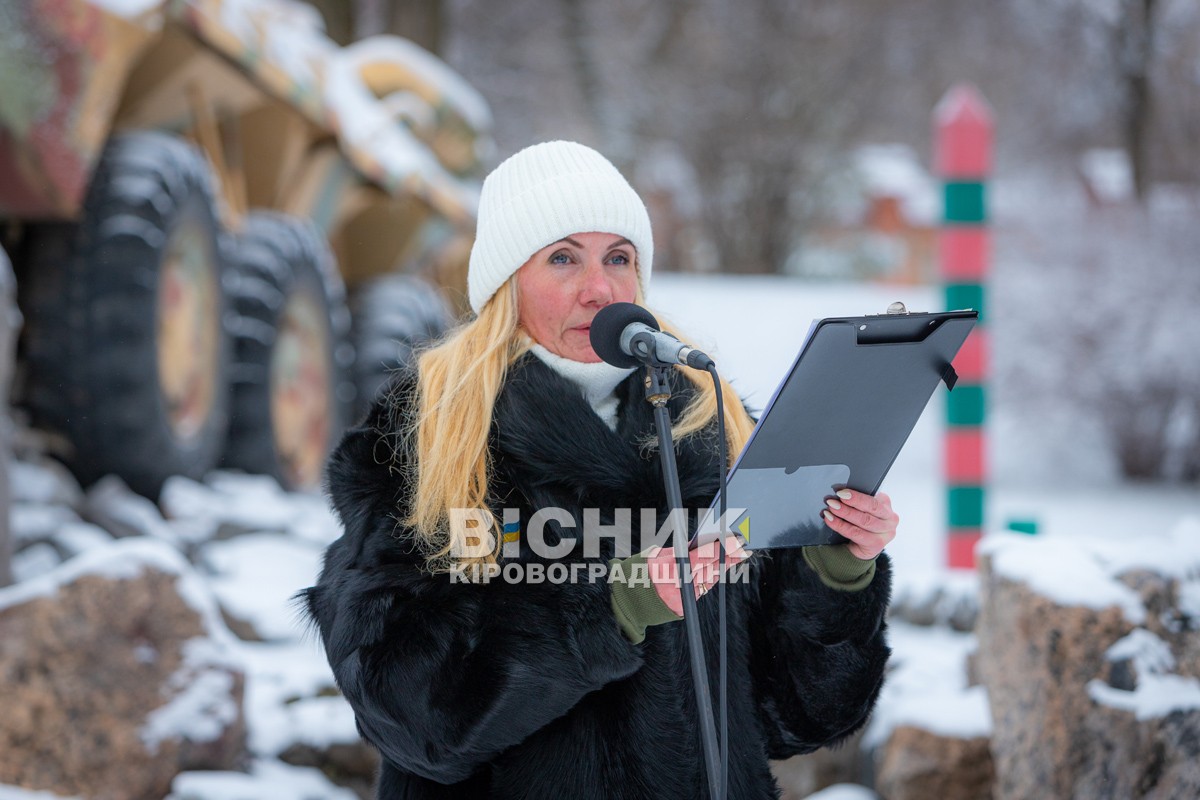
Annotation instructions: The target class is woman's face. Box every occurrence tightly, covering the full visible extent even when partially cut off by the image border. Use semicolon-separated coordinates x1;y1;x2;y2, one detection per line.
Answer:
516;232;639;363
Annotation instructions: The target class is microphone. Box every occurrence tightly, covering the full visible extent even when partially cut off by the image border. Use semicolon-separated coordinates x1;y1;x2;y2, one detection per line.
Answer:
590;302;715;370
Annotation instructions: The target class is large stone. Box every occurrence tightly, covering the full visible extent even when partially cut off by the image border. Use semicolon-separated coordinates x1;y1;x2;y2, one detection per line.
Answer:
1074;694;1200;798
0;539;246;800
977;532;1200;800
280;740;379;800
874;725;993;800
772;727;869;799
1120;569;1200;679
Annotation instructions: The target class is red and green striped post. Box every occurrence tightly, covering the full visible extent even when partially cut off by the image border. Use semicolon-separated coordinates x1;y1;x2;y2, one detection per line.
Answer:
935;84;993;569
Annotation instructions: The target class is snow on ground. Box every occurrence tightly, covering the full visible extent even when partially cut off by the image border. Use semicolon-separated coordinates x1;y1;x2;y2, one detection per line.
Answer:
863;620;990;748
200;533;327;641
9;459;81;505
167;759;360;800
0;787;80;800
160;472;337;540
235;640;351;756
141;643;240;754
802;783;880;800
980;516;1200;627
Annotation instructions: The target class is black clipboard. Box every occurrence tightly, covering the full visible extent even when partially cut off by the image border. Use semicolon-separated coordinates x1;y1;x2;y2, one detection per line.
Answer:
694;307;978;550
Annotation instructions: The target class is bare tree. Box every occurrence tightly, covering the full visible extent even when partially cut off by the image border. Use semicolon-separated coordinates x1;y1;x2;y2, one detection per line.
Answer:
1149;0;1200;183
307;0;354;44
443;0;1037;272
1038;0;1199;198
556;0;604;147
997;185;1200;484
388;0;444;52
442;0;1200;272
309;0;445;52
1115;0;1160;200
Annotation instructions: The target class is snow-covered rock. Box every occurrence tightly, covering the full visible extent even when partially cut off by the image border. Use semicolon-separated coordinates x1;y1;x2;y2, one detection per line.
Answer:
889;567;979;630
864;623;990;749
0;539;246;799
83;474;182;544
237;640;377;795
10;542;61;583
8;458;83;507
976;529;1200;800
10;504;112;582
160;472;336;542
11;504;83;547
199;532;324;641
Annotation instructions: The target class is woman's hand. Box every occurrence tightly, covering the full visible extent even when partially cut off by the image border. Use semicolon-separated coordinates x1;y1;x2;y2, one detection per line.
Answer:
645;535;750;617
822;490;899;560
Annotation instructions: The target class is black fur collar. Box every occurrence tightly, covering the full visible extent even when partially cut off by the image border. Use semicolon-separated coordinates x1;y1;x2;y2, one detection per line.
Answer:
492;353;723;514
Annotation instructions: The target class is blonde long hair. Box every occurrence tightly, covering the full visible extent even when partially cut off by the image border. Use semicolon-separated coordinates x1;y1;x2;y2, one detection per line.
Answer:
402;277;756;574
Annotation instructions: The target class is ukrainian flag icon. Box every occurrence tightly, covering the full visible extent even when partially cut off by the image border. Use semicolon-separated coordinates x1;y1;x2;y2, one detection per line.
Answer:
502;520;520;545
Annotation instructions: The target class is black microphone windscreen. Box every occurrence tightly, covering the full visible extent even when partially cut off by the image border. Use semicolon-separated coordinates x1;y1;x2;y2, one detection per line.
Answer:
590;302;660;368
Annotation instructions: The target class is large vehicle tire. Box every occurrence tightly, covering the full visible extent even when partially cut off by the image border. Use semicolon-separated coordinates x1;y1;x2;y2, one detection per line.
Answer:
349;274;454;419
221;212;354;491
21;131;230;499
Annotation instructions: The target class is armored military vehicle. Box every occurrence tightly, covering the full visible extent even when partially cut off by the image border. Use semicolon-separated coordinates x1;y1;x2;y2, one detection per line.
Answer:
0;0;490;496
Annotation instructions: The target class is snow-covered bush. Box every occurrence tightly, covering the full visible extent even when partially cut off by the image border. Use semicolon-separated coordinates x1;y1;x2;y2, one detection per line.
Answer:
997;179;1200;483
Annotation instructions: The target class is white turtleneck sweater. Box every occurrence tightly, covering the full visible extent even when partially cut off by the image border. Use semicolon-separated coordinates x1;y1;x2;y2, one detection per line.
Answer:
529;344;636;431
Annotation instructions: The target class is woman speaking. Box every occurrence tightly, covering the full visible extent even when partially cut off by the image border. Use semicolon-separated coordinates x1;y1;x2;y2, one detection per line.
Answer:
303;141;899;799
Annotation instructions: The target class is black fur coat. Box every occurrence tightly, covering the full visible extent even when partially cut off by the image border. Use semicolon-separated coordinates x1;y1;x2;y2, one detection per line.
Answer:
304;353;891;799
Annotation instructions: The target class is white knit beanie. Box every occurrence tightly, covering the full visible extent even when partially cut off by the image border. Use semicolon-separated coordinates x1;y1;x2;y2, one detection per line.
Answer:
467;140;654;313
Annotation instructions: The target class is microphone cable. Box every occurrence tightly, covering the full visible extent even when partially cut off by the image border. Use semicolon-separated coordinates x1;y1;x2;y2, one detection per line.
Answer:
590;304;730;798
706;363;730;800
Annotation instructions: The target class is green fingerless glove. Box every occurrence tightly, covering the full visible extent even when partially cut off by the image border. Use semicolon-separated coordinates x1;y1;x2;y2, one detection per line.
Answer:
802;544;877;592
608;551;681;644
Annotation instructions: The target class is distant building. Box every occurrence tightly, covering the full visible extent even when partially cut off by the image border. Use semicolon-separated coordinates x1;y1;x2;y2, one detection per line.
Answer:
790;144;938;284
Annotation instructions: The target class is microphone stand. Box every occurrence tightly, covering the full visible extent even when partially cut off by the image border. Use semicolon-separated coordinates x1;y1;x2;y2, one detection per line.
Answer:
644;365;722;800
